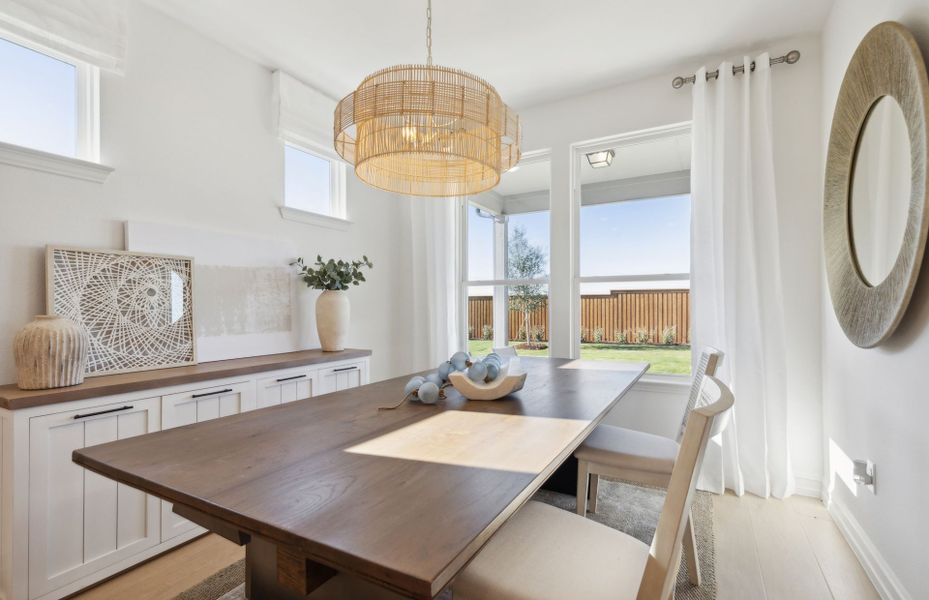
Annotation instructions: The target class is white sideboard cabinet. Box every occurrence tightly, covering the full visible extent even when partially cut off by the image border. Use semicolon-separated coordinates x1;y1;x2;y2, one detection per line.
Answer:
0;349;371;600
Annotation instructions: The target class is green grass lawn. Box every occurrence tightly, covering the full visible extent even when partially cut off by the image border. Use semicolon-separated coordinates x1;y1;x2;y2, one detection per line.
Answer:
467;340;692;375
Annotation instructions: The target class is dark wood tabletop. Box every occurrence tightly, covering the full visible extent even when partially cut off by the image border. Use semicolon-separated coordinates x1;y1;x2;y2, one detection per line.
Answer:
73;357;648;599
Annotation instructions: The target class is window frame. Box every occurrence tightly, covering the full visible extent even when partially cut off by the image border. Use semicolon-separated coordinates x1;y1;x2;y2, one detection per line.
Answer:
570;122;693;378
0;30;108;181
280;138;350;230
460;149;552;351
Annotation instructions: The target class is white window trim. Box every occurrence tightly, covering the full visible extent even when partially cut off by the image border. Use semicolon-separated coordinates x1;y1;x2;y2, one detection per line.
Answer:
280;137;350;228
461;149;553;351
459;126;696;378
571;122;693;378
0;31;110;182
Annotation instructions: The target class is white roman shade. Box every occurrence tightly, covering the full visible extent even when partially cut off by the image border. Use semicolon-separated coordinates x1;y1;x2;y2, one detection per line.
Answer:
0;0;127;73
273;71;337;153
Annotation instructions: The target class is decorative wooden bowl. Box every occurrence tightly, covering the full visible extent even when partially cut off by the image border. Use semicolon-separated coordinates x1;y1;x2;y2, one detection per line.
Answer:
448;362;527;401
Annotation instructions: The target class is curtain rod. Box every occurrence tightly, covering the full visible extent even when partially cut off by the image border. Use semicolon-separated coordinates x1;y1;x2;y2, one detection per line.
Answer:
671;50;801;89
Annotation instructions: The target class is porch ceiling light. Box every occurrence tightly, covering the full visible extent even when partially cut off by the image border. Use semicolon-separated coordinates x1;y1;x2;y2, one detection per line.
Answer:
586;149;615;169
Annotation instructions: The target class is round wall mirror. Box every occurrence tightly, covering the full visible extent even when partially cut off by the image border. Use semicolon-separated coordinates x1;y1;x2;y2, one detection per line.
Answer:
824;21;929;348
850;96;911;286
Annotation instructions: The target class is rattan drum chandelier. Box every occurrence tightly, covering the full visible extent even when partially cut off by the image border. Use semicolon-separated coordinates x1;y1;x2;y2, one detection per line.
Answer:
334;0;520;197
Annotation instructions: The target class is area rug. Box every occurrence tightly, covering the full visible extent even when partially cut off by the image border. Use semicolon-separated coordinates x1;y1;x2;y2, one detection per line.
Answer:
175;479;715;599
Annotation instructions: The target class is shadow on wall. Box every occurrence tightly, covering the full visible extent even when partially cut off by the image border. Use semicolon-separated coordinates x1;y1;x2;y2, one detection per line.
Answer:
882;233;929;351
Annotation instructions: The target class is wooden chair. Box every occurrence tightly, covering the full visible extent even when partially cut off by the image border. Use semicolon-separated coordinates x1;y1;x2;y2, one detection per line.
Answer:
574;347;722;585
308;376;733;600
451;375;735;600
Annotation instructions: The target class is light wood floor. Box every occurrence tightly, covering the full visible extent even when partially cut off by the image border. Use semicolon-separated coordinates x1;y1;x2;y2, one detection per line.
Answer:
74;494;878;600
714;493;878;600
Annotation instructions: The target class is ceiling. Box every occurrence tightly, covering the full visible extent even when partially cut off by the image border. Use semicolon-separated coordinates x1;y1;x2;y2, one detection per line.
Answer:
580;133;691;185
494;131;691;197
144;0;832;108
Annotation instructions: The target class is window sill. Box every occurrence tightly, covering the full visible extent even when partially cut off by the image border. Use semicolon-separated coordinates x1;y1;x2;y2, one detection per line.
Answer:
0;141;113;183
279;206;353;231
635;374;691;393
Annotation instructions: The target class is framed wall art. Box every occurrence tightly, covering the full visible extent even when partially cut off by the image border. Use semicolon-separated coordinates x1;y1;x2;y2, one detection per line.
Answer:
46;246;196;376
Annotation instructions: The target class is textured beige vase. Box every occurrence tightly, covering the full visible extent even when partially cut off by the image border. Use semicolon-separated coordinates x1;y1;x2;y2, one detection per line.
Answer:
13;315;88;390
316;290;349;351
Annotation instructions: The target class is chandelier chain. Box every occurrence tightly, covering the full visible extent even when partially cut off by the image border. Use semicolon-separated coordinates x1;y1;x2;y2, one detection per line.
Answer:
426;0;432;66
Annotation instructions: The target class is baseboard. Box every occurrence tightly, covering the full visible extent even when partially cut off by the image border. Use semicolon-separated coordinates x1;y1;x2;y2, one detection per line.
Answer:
793;472;822;498
827;498;911;600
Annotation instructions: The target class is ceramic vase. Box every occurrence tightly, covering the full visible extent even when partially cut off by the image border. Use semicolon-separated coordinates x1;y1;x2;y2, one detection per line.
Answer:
13;315;88;390
316;290;349;351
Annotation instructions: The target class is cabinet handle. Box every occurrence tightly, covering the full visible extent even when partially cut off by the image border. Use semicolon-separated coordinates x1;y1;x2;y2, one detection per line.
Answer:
333;366;358;372
276;374;307;383
74;405;134;420
191;388;233;399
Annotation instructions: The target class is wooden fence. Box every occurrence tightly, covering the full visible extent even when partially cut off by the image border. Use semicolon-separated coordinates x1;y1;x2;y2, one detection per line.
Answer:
468;289;690;345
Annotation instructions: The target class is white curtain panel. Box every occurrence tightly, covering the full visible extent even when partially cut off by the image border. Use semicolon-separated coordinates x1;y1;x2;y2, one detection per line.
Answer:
690;55;793;498
0;0;127;73
408;198;462;370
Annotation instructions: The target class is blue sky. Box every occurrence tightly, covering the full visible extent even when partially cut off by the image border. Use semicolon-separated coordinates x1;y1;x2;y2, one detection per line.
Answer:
0;36;76;156
284;144;331;214
469;194;690;294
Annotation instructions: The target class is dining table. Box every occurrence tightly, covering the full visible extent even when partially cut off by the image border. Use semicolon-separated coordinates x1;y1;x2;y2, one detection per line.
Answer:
73;356;648;599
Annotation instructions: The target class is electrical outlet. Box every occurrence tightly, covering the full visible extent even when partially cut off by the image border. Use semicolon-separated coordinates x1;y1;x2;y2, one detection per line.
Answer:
853;459;876;494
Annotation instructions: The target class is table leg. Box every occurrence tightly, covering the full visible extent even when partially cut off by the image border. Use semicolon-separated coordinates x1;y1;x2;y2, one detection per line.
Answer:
245;535;336;599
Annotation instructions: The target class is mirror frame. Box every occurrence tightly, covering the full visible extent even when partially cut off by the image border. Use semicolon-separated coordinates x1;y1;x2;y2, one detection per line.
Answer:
824;21;929;348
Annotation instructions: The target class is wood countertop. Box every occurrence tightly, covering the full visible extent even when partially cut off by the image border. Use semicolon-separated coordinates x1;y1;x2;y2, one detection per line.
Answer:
0;348;372;410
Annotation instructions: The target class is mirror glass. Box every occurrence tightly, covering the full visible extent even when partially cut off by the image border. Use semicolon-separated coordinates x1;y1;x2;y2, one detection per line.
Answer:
851;96;911;286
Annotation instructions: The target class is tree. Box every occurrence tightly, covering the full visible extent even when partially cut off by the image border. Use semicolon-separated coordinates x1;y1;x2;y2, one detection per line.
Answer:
507;226;547;348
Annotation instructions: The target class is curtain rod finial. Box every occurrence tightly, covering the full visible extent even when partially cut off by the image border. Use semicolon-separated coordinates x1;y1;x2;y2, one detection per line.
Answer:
786;50;800;64
672;76;685;89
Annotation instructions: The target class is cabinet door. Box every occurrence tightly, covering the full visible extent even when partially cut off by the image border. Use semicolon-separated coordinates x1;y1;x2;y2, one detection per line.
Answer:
29;398;161;599
160;381;252;541
317;361;368;395
255;369;315;409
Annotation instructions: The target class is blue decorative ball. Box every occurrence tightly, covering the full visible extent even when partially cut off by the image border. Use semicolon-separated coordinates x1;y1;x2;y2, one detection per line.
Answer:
485;363;499;382
450;351;470;371
404;376;424;396
418;381;440;404
438;361;454;381
467;361;488;382
483;356;502;369
424;372;444;387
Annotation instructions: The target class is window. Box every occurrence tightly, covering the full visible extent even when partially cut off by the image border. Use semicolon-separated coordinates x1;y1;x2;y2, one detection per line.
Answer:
464;156;551;356
0;34;99;161
576;129;692;375
282;143;347;225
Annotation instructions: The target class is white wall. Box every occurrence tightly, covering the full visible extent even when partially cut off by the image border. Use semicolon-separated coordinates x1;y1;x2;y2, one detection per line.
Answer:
517;34;825;494
822;2;929;596
0;1;415;384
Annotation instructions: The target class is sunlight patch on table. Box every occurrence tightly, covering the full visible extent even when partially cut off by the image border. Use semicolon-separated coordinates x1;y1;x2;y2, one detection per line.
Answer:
346;411;588;473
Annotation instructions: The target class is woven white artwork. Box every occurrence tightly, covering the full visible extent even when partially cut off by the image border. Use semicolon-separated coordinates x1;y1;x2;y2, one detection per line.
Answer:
47;247;196;376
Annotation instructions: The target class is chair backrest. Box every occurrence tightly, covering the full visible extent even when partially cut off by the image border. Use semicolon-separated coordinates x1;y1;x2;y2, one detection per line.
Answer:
675;347;723;442
492;346;518;358
637;375;735;600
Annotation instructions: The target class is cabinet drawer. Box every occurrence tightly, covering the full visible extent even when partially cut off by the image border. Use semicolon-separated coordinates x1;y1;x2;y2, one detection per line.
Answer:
317;360;368;395
255;368;316;409
161;380;253;430
28;398;161;599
